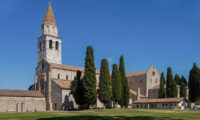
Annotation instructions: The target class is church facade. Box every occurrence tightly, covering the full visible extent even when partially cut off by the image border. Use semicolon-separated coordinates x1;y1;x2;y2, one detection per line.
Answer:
34;2;104;111
0;2;163;112
34;2;161;111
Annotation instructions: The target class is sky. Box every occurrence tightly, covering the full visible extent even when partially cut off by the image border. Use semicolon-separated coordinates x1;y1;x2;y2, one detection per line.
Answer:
0;0;200;90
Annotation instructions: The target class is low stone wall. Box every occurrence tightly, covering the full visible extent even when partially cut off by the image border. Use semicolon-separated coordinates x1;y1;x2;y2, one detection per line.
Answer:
0;96;46;112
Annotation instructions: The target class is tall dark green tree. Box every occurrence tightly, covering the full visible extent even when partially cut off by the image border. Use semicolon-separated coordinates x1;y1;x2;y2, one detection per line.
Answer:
189;63;200;102
70;71;85;105
181;76;187;86
180;75;187;98
119;55;130;108
111;64;121;108
172;80;178;97
159;72;166;98
28;84;35;90
166;67;177;98
98;59;112;107
174;74;181;85
83;46;97;107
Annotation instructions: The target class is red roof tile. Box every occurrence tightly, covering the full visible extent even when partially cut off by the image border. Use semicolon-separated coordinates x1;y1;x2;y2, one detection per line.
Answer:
53;79;71;89
49;62;100;74
126;70;148;77
53;79;100;90
43;2;56;24
0;89;44;98
133;98;184;104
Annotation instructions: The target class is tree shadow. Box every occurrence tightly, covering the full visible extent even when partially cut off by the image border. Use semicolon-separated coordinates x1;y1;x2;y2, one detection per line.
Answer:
38;115;182;120
61;95;74;111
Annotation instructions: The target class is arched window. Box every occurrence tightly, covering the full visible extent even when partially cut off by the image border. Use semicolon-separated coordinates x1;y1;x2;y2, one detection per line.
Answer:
55;41;59;50
58;74;60;79
39;42;42;51
43;40;46;50
16;103;19;112
42;63;45;70
49;40;53;49
21;103;24;112
66;75;68;80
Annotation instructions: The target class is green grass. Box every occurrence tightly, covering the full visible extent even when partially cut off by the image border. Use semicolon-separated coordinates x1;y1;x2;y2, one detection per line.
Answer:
0;109;200;120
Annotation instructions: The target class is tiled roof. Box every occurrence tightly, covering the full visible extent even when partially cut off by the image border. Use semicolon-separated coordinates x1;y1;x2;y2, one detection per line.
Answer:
126;70;148;77
53;79;100;90
129;89;145;97
49;62;100;74
43;2;56;24
150;85;183;90
0;89;44;98
133;98;184;104
53;79;71;89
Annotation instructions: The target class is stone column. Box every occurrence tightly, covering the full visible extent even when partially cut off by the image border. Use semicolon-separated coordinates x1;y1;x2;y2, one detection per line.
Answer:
137;88;140;100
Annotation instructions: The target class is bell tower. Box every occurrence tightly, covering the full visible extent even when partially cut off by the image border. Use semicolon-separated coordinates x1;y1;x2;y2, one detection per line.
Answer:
38;2;62;64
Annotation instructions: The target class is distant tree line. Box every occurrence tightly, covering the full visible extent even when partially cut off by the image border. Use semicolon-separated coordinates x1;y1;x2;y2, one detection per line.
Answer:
70;46;130;109
159;63;200;103
159;67;187;99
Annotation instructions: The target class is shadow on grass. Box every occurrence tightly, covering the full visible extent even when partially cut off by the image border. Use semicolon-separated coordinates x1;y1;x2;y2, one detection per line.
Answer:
38;116;183;120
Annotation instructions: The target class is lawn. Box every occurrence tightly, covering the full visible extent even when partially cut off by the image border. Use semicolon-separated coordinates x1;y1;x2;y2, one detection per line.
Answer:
0;109;200;120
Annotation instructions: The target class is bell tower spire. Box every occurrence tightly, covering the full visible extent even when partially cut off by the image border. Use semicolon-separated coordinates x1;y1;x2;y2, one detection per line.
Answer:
41;1;58;37
43;2;56;25
38;2;62;64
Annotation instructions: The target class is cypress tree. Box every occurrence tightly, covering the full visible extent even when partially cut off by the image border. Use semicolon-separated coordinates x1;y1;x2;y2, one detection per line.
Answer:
189;63;200;102
182;76;187;86
174;74;181;85
111;64;121;108
180;75;187;98
159;72;166;98
98;59;112;107
172;79;178;97
70;71;85;105
166;67;173;98
28;84;35;90
166;67;177;98
123;77;130;108
83;46;97;107
119;55;130;108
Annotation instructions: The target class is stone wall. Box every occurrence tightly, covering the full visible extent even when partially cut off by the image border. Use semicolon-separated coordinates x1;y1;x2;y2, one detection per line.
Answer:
51;68;100;83
0;97;46;112
38;35;62;64
146;66;160;97
51;81;62;110
61;89;79;110
52;68;77;81
42;23;58;37
148;88;159;99
127;75;147;96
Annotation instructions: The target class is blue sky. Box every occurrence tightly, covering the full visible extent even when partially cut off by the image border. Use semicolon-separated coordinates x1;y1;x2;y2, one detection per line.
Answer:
0;0;200;90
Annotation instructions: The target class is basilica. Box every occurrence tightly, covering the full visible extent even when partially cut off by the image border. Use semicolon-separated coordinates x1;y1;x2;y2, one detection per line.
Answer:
0;2;164;112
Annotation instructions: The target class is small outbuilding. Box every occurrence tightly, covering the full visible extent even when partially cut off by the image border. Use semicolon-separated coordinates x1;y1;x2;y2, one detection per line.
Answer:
0;89;46;112
131;97;187;110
